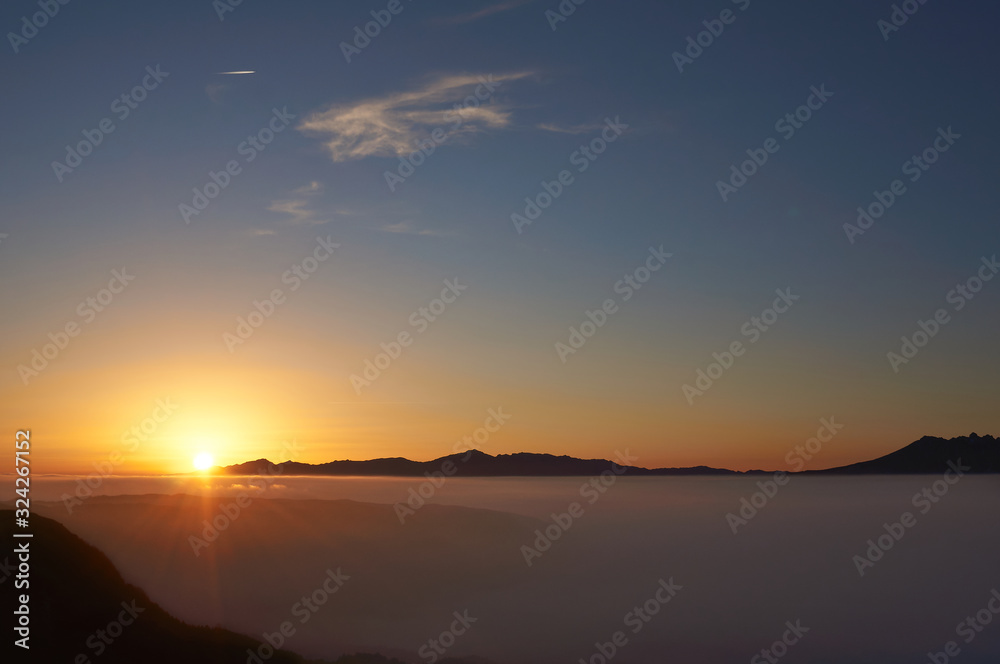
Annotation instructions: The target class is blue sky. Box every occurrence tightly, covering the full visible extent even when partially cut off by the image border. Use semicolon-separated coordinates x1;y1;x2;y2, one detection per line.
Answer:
1;0;998;472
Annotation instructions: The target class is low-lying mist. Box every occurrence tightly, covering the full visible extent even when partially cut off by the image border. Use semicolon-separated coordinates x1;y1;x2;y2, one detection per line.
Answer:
18;475;1000;663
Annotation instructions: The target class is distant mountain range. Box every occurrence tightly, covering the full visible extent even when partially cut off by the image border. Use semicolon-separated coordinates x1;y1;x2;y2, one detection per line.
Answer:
219;449;744;477
218;433;999;477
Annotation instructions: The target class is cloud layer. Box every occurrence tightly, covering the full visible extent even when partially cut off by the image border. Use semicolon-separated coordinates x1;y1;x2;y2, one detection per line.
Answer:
299;73;532;162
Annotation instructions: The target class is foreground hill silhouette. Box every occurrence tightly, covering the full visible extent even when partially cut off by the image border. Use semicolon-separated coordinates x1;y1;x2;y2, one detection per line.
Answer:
219;434;999;476
1;509;313;663
2;510;479;664
27;496;529;662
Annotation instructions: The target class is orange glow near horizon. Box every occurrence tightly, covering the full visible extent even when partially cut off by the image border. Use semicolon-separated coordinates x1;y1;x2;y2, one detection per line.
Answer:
3;301;996;476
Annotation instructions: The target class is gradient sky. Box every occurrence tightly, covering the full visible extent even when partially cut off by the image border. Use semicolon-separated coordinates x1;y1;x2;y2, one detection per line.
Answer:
1;0;998;474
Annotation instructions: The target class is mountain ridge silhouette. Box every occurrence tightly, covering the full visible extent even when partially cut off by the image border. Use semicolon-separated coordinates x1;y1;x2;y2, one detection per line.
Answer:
216;434;999;476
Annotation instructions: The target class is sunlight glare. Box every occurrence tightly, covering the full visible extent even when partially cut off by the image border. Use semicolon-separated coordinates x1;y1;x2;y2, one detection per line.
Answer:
193;452;215;471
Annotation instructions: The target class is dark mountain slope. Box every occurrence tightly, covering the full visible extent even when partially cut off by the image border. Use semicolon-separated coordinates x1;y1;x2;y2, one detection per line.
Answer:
3;509;314;663
812;433;999;474
3;509;497;664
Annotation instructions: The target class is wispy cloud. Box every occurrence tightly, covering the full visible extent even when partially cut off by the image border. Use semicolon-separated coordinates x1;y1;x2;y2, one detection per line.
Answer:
292;181;323;195
268;199;316;225
267;181;329;226
380;220;452;237
536;122;604;134
298;72;534;162
431;0;535;25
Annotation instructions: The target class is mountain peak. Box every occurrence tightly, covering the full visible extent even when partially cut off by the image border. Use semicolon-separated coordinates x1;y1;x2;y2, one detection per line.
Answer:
217;434;1000;477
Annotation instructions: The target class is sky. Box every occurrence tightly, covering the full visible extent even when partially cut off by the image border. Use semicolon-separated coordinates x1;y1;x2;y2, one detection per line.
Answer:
1;0;998;474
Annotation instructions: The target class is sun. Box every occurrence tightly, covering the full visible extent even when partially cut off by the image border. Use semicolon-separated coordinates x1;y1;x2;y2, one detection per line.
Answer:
193;452;215;472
